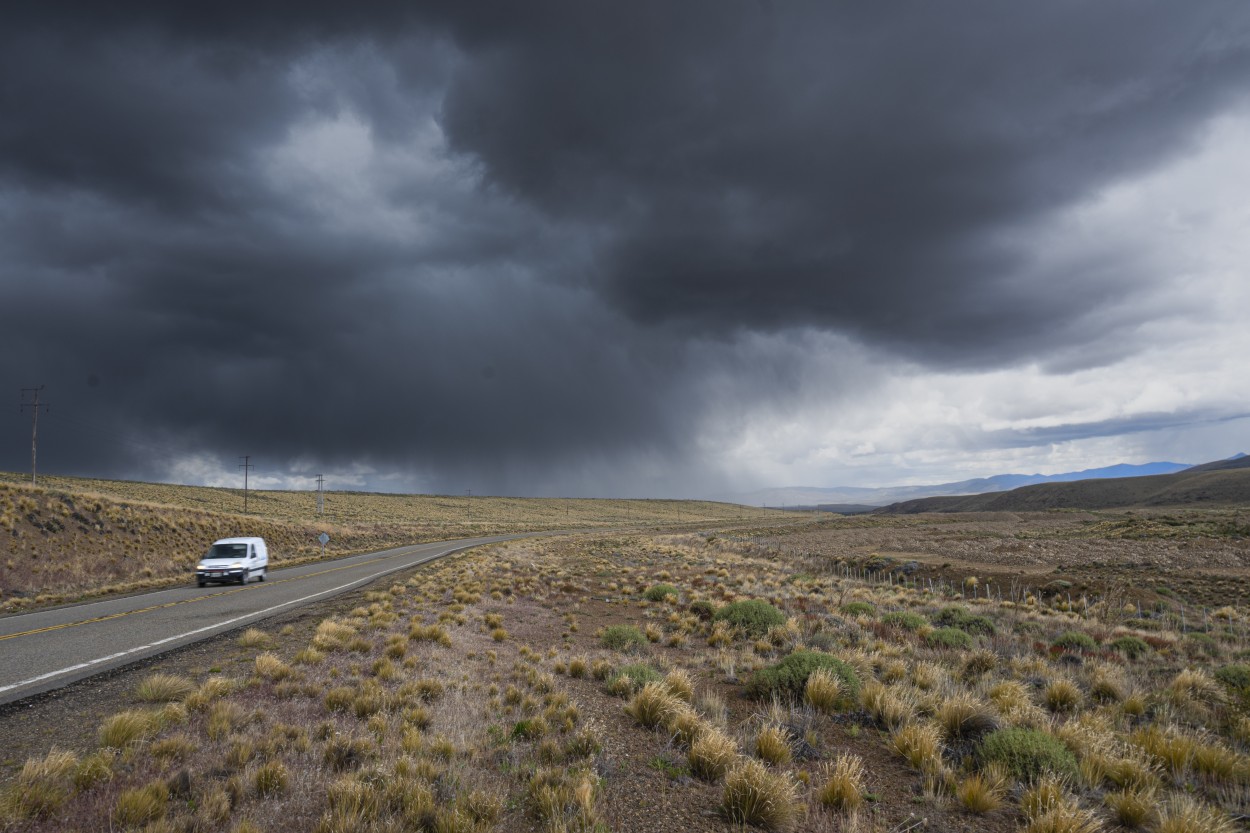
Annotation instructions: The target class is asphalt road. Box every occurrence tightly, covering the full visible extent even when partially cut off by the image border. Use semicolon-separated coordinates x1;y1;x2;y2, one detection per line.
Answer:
0;535;521;706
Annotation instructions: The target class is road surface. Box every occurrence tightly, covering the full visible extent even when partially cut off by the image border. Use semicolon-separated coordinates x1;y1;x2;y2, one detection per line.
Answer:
0;535;519;705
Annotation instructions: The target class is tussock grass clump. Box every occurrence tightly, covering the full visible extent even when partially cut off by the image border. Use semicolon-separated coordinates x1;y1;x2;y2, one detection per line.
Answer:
663;667;694;702
689;729;737;781
956;771;1005;814
713;600;787;637
134;673;195;703
817;753;864;812
527;767;601;832
804;668;845;713
860;680;917;729
754;725;793;766
625;682;684;729
206;701;244;740
312;619;357;652
721;758;800;831
0;749;79;820
253;761;288;797
978;728;1078;782
410;623;452;646
599;624;647;652
1155;794;1236;833
890;722;941;771
747;651;859;702
98;709;158;750
936;693;999;742
237;628;272;648
1044;678;1083;713
113;781;169;828
254;652;293;681
1166;667;1222;708
1129;725;1196;776
1023;799;1102;833
1104;787;1156;829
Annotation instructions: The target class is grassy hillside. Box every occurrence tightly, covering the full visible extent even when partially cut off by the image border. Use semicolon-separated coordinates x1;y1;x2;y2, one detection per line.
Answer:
0;472;788;612
878;466;1250;514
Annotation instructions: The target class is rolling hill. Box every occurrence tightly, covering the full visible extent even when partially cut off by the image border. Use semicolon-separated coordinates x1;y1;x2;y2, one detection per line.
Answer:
736;460;1191;508
876;454;1250;513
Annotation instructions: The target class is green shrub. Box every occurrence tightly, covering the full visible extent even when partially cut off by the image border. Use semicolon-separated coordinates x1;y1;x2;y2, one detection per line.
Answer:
643;584;679;602
840;601;875;617
1215;663;1250;691
608;664;661;693
600;625;647;652
926;627;973;650
1051;631;1097;652
713;600;787;637
933;606;996;635
1186;632;1220;657
881;611;926;631
977;728;1078;782
1109;636;1151;660
688;600;717;620
747;651;859;704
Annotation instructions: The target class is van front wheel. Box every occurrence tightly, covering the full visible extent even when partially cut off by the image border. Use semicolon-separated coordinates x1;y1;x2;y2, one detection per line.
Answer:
259;570;265;582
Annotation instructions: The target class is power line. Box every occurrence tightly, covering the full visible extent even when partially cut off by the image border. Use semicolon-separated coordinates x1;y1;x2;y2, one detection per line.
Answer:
19;386;50;486
239;455;253;512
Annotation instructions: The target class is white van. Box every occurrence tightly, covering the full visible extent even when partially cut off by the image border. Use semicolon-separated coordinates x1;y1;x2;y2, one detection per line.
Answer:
196;537;269;587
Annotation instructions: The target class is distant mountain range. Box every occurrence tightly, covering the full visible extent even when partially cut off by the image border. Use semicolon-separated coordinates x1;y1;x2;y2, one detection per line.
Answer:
877;453;1250;514
737;460;1196;511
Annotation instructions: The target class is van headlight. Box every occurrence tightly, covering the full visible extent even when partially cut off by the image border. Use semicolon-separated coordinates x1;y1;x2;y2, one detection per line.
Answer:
232;562;244;569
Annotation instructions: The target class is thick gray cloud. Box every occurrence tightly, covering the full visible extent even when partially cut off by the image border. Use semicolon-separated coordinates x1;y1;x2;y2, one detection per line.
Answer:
1;2;1248;494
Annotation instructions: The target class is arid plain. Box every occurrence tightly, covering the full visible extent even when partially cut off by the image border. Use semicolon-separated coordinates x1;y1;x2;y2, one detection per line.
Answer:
2;477;1250;833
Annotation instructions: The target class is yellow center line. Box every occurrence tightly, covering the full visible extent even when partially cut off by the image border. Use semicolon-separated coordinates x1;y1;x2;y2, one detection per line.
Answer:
0;545;433;642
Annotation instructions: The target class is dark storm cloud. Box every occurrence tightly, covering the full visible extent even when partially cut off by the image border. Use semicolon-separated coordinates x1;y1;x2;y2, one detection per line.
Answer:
1;2;1248;493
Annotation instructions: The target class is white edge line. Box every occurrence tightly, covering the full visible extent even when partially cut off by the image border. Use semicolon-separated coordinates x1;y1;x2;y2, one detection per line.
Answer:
0;543;477;696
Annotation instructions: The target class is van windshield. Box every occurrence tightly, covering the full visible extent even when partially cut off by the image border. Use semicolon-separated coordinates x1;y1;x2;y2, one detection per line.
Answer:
207;543;248;559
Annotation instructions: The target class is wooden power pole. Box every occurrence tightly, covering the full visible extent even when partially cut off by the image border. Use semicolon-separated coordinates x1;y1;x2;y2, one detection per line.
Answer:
19;386;50;486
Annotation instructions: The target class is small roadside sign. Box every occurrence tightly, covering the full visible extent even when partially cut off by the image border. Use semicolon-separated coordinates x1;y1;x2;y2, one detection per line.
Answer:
318;532;329;556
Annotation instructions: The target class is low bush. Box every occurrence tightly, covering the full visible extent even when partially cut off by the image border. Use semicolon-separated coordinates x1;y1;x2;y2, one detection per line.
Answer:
643;584;679;602
747;651;859;703
713;600;787;637
977;728;1078;782
1110;635;1151;660
1214;663;1250;691
933;605;996;635
689;599;717;620
881;611;926;631
840;601;875;617
1051;631;1097;652
600;625;648;652
925;627;973;650
607;663;661;694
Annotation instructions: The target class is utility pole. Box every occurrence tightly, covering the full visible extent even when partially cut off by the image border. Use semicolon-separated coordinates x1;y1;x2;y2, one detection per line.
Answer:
316;474;325;515
239;456;253;512
465;489;471;522
19;386;50;486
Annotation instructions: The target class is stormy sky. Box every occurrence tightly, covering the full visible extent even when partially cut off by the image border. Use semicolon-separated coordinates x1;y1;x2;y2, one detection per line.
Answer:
2;2;1248;497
